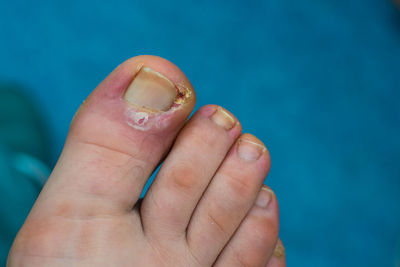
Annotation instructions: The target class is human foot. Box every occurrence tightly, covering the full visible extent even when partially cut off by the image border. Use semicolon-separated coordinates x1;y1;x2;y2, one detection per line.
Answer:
8;56;285;267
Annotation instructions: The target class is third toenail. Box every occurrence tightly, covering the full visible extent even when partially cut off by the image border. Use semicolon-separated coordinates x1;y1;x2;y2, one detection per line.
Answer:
237;139;265;162
124;67;178;111
210;107;235;130
255;187;273;208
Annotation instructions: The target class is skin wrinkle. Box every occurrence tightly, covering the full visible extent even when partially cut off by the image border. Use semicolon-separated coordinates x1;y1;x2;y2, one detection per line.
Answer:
205;210;229;237
186;245;204;267
73;131;158;170
15;220;80;260
232;249;250;267
76;140;135;164
51;141;148;213
221;171;257;201
65;132;167;213
143;222;180;267
49;192;129;217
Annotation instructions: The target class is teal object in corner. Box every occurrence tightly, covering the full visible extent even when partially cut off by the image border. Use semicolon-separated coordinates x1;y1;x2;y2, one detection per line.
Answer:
0;88;50;266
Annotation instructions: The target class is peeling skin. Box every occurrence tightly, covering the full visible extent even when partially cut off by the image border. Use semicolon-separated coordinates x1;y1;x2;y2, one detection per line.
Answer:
127;111;149;126
175;83;191;105
125;83;191;131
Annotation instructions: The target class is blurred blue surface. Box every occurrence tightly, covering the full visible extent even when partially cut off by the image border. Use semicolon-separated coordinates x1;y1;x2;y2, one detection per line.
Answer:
1;0;400;266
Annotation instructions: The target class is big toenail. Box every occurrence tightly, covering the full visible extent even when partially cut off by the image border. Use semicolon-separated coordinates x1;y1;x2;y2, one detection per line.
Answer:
124;67;178;111
255;187;273;208
237;139;265;162
210;107;235;130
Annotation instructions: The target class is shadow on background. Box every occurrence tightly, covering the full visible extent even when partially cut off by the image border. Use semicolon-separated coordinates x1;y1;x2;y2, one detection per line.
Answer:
0;0;400;266
0;83;51;265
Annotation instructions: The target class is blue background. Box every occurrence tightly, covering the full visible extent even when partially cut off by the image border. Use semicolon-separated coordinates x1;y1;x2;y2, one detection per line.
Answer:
1;0;400;266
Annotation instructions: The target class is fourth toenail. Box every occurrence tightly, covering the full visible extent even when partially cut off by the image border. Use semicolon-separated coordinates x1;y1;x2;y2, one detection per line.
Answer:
255;187;273;208
237;139;265;162
124;67;178;111
210;107;235;130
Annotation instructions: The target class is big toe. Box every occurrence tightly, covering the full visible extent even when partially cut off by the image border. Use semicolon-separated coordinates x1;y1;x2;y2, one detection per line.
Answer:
32;55;196;217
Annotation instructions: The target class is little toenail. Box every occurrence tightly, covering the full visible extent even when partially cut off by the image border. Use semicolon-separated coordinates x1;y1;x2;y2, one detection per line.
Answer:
273;239;285;258
255;187;273;208
124;67;178;111
237;139;265;162
210;107;235;130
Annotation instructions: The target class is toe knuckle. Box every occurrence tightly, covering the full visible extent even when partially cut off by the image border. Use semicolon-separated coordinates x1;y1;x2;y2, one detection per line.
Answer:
258;222;276;244
164;162;199;193
252;218;278;245
232;249;253;267
186;122;220;147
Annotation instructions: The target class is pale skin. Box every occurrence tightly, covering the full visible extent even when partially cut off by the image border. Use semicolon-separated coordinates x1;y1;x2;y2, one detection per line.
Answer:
7;55;286;267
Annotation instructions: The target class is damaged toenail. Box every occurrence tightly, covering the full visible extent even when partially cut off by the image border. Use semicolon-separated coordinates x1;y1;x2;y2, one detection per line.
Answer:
210;107;235;130
124;67;181;112
237;139;265;162
255;187;273;208
273;239;285;258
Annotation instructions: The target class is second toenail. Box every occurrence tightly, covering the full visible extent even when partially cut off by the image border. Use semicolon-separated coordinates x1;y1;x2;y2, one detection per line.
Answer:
237;139;265;162
255;187;273;208
210;107;235;130
124;67;178;111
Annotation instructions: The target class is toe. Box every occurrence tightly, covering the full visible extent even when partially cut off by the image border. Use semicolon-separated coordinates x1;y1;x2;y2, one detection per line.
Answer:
29;55;196;217
186;134;271;265
266;239;286;267
214;186;280;267
140;105;242;238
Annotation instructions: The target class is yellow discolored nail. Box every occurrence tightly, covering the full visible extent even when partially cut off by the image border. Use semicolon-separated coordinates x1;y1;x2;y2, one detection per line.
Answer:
273;239;285;258
124;67;177;112
210;107;235;130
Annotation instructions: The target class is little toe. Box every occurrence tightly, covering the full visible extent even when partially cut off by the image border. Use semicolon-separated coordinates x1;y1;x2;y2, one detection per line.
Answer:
266;239;286;267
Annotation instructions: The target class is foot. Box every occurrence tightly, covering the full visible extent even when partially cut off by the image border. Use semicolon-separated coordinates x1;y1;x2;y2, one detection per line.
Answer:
8;56;285;267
